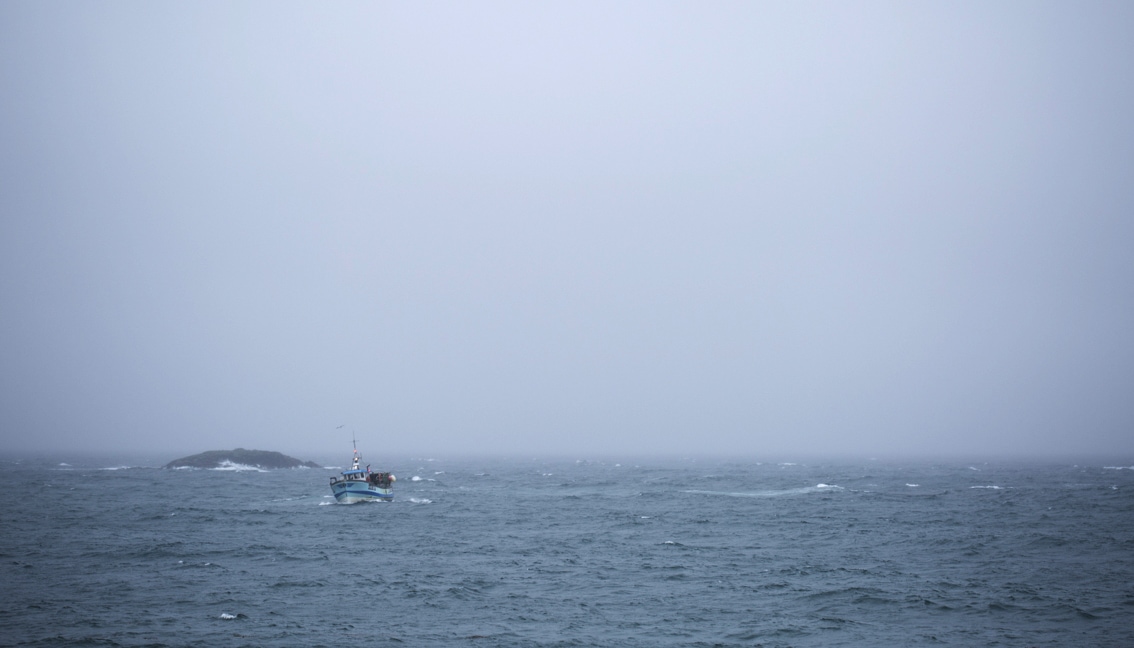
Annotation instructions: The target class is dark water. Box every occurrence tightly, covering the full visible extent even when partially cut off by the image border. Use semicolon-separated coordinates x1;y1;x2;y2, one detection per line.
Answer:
2;456;1133;647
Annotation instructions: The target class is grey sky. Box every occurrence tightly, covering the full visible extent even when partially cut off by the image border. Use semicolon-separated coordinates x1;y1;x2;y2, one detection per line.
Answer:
2;2;1132;459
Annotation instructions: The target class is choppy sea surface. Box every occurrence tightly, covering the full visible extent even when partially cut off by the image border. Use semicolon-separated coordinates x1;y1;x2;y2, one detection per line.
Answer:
2;455;1132;647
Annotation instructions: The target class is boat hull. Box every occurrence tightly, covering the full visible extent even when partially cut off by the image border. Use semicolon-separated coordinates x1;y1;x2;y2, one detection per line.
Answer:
331;479;393;504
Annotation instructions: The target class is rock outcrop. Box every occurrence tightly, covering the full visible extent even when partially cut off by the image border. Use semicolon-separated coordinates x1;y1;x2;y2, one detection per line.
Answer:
164;448;321;469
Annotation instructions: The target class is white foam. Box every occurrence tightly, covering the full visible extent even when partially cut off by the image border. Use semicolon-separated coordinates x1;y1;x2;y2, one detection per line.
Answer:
684;485;840;498
409;497;432;504
219;613;236;620
1103;466;1134;470
971;485;1004;489
210;461;267;472
100;466;133;471
906;483;920;487
318;501;333;506
58;462;71;467
411;475;423;482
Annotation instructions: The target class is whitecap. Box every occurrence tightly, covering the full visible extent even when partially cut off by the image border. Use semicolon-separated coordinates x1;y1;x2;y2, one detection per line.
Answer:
971;485;1004;489
58;462;71;467
210;461;267;472
409;497;432;504
100;466;133;471
1103;466;1134;470
906;483;920;487
318;501;333;506
411;475;423;482
816;483;840;489
684;486;838;498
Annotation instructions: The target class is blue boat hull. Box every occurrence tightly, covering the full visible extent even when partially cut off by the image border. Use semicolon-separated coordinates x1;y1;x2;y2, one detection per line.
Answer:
331;479;393;504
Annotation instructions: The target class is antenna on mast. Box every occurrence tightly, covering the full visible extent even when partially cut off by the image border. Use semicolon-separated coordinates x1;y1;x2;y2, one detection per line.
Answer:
350;430;361;471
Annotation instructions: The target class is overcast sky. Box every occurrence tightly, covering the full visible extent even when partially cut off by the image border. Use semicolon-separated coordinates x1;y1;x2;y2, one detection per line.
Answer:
2;1;1132;460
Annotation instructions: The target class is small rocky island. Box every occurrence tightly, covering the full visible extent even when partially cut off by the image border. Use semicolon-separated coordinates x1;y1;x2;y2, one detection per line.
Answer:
164;448;321;470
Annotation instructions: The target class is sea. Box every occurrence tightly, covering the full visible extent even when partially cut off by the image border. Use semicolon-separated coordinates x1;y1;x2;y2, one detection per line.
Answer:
2;455;1132;647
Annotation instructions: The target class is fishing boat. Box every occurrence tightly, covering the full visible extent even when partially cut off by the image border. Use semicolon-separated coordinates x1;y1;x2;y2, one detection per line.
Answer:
329;439;395;503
